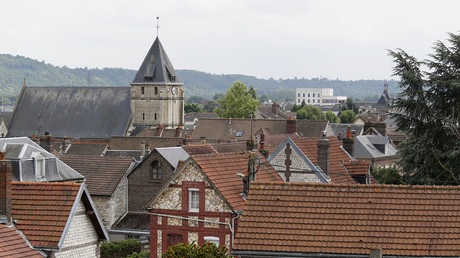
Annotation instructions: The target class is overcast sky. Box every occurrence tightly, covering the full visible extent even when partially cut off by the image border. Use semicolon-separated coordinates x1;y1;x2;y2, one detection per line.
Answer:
2;0;459;80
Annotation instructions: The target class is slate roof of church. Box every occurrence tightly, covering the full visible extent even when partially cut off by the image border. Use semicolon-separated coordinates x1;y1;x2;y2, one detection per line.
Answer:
133;37;181;84
8;86;130;139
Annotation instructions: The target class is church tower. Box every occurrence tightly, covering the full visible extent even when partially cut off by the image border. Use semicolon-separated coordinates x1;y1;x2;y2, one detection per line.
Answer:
130;37;184;129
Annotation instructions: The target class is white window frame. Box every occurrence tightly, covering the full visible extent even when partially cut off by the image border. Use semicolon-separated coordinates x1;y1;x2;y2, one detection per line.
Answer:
204;236;220;246
34;156;46;179
188;188;199;212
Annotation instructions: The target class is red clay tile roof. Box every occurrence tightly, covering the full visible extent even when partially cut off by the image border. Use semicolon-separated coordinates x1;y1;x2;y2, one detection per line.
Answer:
0;224;43;258
290;136;356;184
342;160;370;175
193;153;283;211
59;155;133;196
210;142;248;154
11;182;81;248
234;182;460;257
182;144;218;155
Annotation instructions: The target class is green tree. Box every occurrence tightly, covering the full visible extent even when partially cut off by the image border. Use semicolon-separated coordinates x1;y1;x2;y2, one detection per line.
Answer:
184;103;202;113
342;97;359;114
162;242;230;258
372;166;404;185
215;81;260;118
291;103;299;112
260;94;269;103
187;95;205;104
388;32;460;185
213;93;224;100
326;110;338;123
299;99;306;110
296;105;326;120
203;100;218;112
339;110;356;123
248;85;258;100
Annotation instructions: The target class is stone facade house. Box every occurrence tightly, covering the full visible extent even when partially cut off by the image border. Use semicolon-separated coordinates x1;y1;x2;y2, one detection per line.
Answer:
59;155;135;232
268;136;373;184
147;153;283;257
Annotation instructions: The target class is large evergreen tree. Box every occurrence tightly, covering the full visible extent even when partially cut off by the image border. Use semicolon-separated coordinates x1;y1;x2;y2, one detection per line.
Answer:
389;32;460;185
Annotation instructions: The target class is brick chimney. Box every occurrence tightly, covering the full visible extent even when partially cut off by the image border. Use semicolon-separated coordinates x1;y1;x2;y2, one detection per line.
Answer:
364;121;386;136
342;126;355;157
39;131;54;153
286;116;297;134
155;125;164;137
272;102;279;115
317;132;330;176
175;126;182;137
0;159;12;226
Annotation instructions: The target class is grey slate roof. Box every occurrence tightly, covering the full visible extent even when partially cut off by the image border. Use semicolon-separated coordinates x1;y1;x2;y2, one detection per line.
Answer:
156;147;190;169
8;86;130;139
330;123;363;137
133;37;181;84
354;135;397;159
0;137;84;182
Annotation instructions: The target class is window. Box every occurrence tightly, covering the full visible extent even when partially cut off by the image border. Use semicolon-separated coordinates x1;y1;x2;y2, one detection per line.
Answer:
318;93;320;97
318;99;320;103
308;93;310;97
155;113;157;120
141;87;145;95
298;99;300;103
303;93;305;97
152;160;162;180
155;87;158;95
189;188;199;212
142;113;145;120
35;157;45;179
204;236;220;246
313;99;315;103
313;93;315;97
297;93;300;97
308;99;310;103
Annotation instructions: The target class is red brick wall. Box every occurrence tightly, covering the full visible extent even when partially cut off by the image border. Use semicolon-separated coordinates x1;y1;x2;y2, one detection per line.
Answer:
0;161;12;222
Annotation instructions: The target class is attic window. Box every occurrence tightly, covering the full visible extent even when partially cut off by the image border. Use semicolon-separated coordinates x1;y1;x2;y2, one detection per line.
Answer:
170;76;176;82
144;76;153;82
152;160;162;180
35;157;45;179
235;131;244;137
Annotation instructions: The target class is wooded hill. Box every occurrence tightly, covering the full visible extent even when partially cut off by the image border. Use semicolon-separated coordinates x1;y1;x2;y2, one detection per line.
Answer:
0;54;398;105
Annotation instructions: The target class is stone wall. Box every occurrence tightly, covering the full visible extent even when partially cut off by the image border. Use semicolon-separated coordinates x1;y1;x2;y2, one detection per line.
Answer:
54;200;100;258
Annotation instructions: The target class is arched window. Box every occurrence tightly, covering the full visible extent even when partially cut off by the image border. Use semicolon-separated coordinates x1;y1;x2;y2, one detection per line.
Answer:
152;160;162;180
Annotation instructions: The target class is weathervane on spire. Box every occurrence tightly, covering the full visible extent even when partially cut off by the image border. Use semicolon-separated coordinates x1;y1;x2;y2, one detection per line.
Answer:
156;16;160;37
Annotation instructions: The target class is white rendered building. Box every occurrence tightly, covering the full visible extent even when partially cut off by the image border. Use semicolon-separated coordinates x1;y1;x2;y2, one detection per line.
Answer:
296;88;347;106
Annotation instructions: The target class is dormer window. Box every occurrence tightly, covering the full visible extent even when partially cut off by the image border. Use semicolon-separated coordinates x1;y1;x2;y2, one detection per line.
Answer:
144;76;153;82
32;153;46;179
170;76;176;82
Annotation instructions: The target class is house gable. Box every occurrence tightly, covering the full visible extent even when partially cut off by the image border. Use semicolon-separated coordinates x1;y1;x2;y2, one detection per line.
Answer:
268;138;329;183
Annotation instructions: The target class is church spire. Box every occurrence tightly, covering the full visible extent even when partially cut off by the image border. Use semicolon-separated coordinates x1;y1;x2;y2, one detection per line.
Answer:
132;36;180;84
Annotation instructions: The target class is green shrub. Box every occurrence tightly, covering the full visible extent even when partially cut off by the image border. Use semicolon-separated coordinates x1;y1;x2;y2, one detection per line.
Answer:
127;250;150;258
101;239;141;258
162;241;230;258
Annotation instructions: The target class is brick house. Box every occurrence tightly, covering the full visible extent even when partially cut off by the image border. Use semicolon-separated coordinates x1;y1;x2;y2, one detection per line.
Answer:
233;182;460;257
268;135;373;184
59;155;135;232
146;152;283;257
0;160;108;257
